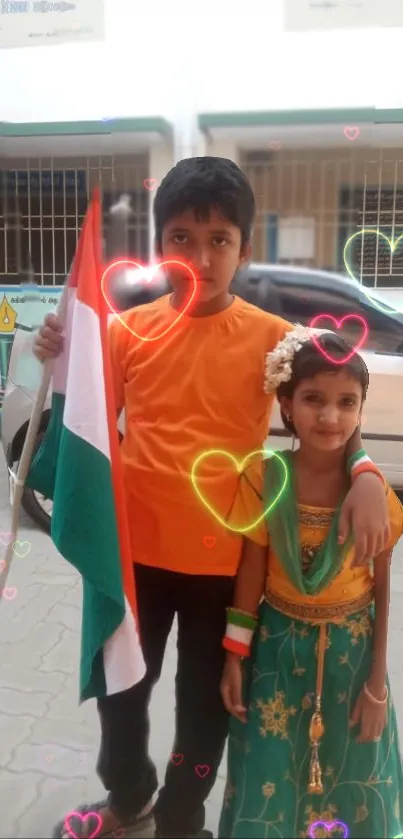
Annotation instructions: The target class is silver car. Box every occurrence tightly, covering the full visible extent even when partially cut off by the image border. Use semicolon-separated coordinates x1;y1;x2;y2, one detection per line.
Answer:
2;266;403;532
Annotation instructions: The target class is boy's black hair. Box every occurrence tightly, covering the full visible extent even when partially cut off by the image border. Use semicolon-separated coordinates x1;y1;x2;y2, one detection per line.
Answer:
277;332;369;436
153;156;255;252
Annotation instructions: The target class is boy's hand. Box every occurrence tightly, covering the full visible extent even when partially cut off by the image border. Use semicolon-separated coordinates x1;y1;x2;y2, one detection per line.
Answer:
338;473;390;566
220;653;247;723
33;313;64;362
349;686;387;742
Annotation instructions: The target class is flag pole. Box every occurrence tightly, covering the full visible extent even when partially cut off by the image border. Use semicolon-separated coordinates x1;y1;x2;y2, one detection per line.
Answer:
0;283;69;601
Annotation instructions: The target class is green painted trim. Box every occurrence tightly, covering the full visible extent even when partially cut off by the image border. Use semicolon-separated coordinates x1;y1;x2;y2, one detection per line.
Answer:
0;117;173;139
198;108;403;131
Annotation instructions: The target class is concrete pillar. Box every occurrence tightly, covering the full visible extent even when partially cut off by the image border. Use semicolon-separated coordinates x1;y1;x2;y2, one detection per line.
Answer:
205;136;240;165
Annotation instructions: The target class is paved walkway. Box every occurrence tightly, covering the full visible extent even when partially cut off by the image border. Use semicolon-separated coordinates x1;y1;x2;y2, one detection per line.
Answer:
1;453;403;838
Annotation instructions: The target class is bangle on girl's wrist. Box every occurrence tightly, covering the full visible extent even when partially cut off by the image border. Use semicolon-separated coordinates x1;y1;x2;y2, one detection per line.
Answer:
363;680;388;705
222;607;258;658
347;449;384;484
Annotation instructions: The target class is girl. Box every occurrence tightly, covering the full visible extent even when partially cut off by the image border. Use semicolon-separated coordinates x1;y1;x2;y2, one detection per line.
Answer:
218;327;403;839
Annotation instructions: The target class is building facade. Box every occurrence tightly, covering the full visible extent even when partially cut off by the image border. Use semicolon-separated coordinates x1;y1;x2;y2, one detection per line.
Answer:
2;108;403;305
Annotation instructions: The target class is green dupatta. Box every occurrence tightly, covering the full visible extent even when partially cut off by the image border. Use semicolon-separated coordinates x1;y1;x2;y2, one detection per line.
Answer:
264;450;353;596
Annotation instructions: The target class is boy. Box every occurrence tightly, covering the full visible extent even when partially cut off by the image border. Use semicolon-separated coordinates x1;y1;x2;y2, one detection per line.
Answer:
34;157;389;839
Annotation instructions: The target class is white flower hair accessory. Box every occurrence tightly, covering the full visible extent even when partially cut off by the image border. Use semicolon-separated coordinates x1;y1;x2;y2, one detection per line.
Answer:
264;325;316;394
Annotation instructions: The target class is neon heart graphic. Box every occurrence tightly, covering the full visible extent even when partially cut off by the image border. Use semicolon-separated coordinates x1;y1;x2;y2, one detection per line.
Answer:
0;531;14;546
202;536;216;548
101;259;199;342
2;587;17;600
12;540;31;558
308;819;349;838
63;811;103;839
170;752;184;766
343;126;360;141
191;449;288;533
143;177;159;191
343;228;403;314
195;764;210;778
309;314;368;363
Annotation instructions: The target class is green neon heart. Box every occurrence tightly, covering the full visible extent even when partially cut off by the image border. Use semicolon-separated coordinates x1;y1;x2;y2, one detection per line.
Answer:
343;228;403;315
190;448;288;534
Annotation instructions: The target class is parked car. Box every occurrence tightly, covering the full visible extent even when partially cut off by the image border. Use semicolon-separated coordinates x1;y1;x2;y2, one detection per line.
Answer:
2;263;403;532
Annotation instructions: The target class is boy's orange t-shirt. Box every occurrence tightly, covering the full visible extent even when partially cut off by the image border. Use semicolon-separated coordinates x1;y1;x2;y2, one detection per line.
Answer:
108;294;291;576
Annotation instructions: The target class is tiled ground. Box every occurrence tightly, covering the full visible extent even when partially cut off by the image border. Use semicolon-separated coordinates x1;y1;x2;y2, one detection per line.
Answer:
1;452;403;838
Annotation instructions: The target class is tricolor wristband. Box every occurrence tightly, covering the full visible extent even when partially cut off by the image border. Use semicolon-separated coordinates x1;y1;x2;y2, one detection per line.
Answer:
348;449;384;484
223;607;258;658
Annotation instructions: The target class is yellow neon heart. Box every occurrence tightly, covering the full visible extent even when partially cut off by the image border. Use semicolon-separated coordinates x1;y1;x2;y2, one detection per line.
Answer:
190;448;288;534
343;228;403;315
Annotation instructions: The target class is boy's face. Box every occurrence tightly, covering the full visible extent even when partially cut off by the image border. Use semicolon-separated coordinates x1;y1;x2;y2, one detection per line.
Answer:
158;207;251;303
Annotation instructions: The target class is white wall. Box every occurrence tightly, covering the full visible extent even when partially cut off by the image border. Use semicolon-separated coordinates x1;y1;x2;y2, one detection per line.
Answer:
1;0;403;131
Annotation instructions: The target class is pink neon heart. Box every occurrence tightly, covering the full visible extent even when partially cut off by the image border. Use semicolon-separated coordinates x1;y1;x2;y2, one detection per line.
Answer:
308;819;349;838
63;811;103;839
143;178;159;191
309;314;368;363
344;125;360;141
195;764;210;778
2;587;17;601
101;259;199;342
0;531;14;546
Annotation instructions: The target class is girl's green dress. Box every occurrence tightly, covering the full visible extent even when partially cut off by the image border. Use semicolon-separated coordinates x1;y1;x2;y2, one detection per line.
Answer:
219;454;403;839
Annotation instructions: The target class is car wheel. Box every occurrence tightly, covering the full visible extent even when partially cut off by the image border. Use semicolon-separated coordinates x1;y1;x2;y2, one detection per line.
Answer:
21;431;52;534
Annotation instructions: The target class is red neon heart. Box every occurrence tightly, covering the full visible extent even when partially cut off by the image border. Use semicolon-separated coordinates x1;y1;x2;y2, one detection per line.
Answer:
203;536;216;549
143;178;159;191
309;314;368;363
170;752;184;766
101;259;198;342
195;764;210;778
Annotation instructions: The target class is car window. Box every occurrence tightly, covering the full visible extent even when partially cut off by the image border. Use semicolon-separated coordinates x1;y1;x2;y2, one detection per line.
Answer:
270;271;403;355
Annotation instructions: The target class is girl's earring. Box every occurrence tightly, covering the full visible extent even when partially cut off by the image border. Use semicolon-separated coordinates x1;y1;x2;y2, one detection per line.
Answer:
286;414;292;421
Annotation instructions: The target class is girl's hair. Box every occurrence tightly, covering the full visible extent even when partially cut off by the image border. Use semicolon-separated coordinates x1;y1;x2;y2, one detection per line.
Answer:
277;332;369;436
153;156;255;253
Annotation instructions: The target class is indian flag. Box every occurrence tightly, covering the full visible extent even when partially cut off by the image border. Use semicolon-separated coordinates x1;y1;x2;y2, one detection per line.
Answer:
26;190;146;702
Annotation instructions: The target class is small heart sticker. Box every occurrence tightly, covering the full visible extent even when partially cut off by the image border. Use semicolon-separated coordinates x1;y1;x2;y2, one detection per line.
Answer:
12;540;31;558
195;764;210;779
191;449;288;533
2;587;17;601
101;259;199;342
308;819;349;838
63;811;103;839
143;178;159;192
0;531;14;546
170;752;184;766
309;314;368;363
343;126;360;141
202;536;216;549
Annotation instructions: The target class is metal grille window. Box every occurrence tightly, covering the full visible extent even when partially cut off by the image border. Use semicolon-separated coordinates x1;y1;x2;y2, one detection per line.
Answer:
241;148;403;288
0;154;150;285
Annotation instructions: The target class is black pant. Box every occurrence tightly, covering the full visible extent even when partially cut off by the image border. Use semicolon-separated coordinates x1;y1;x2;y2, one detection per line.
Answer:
97;564;235;837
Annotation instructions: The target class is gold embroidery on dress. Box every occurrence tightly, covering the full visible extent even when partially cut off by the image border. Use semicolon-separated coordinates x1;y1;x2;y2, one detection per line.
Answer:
298;507;335;529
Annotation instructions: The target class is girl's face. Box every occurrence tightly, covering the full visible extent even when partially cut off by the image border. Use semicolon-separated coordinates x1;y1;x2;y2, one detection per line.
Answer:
281;369;363;453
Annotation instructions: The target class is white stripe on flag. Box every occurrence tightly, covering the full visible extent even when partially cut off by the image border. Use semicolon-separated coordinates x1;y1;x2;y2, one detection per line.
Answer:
103;598;146;694
63;296;111;461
